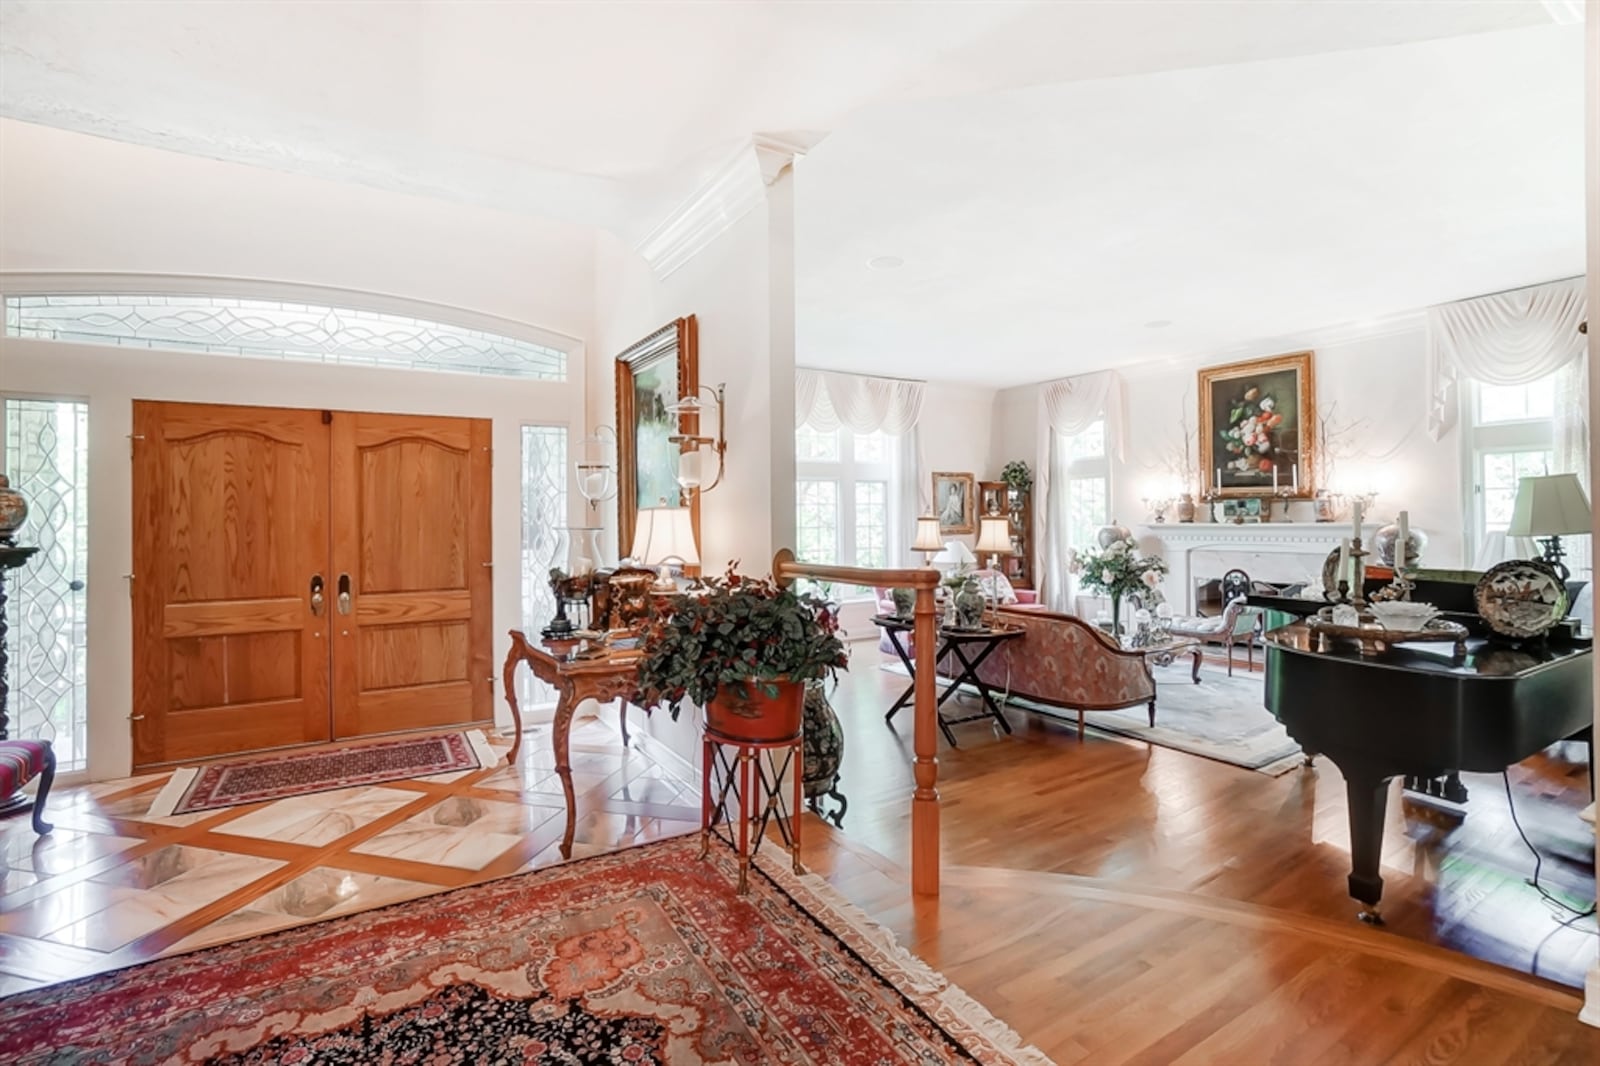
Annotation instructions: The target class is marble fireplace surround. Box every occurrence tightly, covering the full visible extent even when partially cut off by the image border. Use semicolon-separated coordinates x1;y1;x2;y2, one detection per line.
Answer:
1137;522;1379;614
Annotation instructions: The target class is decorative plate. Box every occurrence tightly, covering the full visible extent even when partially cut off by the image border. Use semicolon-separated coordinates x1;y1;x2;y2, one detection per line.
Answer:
1473;560;1568;639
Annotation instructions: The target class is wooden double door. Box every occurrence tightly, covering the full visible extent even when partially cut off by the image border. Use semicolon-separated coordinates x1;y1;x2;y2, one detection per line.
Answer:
131;401;492;769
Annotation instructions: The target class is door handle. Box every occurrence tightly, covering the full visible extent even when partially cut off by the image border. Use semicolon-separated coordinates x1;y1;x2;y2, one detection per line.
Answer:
337;573;352;615
310;574;324;616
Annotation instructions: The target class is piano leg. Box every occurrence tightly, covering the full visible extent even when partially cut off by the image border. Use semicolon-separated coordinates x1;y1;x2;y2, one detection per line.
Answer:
1342;763;1398;924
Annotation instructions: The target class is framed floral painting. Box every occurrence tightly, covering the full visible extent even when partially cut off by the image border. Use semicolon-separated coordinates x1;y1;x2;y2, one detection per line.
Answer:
1198;351;1315;499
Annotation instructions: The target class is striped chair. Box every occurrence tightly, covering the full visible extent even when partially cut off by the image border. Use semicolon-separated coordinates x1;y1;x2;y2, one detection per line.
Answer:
0;739;55;834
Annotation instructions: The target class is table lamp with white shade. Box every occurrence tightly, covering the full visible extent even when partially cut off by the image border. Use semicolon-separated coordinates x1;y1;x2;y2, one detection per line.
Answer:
1507;473;1591;580
974;514;1014;603
632;506;700;591
912;515;944;565
931;539;976;576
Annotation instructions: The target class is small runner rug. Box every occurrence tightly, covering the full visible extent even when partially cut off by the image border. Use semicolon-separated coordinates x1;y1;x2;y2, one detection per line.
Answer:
0;834;1051;1065
147;729;501;817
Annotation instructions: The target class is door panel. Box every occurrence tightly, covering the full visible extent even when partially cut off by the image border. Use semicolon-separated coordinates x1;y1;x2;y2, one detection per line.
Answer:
132;402;330;768
330;412;491;738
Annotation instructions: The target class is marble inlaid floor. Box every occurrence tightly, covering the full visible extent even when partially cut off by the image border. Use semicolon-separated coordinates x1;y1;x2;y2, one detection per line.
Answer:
0;718;699;996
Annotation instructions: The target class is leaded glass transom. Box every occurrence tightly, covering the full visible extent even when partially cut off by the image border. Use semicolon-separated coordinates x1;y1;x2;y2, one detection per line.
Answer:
5;294;567;381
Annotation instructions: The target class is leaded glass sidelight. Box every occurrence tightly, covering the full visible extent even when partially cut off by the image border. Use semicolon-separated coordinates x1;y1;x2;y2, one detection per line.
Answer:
5;294;567;381
2;399;89;771
521;425;569;707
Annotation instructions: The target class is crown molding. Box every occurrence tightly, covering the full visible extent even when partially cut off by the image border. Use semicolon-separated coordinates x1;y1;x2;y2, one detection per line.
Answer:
634;134;815;281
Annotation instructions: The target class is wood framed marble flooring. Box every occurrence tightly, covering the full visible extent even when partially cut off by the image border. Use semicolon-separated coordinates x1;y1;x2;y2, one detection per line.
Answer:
0;719;700;996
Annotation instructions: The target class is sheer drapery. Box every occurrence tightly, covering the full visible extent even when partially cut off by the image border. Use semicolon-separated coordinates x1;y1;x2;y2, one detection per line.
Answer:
1035;371;1126;611
795;367;924;435
1426;276;1587;440
796;367;928;567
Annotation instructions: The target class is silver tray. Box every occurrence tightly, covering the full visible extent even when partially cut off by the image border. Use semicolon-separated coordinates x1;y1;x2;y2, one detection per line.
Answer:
1306;609;1469;655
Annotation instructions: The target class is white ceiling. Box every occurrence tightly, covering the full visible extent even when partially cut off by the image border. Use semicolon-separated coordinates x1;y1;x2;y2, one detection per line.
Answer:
796;22;1588;385
0;1;1585;385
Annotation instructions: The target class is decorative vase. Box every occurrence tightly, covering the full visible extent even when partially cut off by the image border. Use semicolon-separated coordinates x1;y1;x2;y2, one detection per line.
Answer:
1176;494;1196;523
0;475;26;547
890;587;914;619
1313;491;1341;523
1095;522;1132;549
801;681;847;826
1110;589;1125;639
706;679;804;744
1373;524;1428;567
954;576;986;630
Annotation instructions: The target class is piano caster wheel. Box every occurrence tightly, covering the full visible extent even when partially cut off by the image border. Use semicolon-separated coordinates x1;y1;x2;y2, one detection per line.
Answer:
1357;904;1384;926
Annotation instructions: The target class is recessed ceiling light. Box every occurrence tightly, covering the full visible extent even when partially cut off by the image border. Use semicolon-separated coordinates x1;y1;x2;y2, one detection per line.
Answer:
1144;319;1173;329
867;256;904;271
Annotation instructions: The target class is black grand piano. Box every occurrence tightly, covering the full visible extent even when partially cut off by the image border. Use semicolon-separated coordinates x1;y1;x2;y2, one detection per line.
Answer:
1254;584;1593;923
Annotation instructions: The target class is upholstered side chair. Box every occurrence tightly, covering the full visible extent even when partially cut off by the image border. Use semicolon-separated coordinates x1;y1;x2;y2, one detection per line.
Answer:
0;738;56;835
1164;588;1261;677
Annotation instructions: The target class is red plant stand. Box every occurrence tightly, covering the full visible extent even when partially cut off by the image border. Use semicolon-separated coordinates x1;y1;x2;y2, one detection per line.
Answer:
699;723;804;894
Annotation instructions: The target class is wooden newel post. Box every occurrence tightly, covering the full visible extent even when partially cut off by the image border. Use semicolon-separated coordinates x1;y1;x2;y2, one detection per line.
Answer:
772;549;942;898
910;584;939;896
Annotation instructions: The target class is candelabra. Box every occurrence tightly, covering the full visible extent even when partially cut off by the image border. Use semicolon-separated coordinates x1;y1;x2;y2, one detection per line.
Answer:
1271;487;1296;522
1332;537;1372;610
1141;496;1173;524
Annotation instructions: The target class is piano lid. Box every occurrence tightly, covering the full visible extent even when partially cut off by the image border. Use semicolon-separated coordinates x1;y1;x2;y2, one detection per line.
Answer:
1264;622;1589;680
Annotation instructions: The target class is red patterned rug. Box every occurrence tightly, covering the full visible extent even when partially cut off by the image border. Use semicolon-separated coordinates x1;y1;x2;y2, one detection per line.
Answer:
0;835;1049;1065
147;729;500;816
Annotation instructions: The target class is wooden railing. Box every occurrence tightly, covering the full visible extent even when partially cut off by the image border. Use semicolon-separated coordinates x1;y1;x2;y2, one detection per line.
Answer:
771;549;942;897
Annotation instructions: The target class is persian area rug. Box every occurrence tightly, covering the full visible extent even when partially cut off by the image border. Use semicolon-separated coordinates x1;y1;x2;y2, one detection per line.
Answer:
146;729;501;817
0;835;1051;1066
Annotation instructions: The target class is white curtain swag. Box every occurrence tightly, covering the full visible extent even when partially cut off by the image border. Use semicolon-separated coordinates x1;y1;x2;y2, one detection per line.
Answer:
796;367;924;435
1425;277;1587;440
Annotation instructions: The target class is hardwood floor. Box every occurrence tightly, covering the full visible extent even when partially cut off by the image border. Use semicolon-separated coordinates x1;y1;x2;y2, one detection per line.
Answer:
2;648;1595;1062
799;650;1600;1062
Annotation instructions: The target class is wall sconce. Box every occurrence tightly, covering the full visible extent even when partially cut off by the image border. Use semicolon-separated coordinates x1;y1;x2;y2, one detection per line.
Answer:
574;425;618;512
665;383;727;496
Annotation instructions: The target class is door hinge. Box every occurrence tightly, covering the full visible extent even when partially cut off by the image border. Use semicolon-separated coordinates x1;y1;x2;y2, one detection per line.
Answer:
127;433;145;458
122;573;135;596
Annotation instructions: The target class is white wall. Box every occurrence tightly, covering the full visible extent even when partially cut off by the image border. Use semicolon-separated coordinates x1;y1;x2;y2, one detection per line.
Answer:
0;120;597;339
589;164;799;766
992;316;1473;597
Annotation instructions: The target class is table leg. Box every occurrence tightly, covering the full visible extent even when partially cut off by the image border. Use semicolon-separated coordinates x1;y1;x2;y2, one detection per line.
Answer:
883;628;918;723
619;704;630;746
943;641;1011;733
1190;649;1202;684
553;681;578;861
502;649;525;765
699;733;713;860
791;739;803;874
737;749;753;894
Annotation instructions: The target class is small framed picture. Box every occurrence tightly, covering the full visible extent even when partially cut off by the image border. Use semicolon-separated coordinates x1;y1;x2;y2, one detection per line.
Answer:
932;472;976;534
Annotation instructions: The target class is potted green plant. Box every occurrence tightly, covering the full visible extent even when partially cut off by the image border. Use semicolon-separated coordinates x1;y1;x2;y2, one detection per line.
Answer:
636;567;848;744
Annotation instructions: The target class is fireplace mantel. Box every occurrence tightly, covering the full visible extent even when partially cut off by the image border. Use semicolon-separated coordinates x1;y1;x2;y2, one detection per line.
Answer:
1137;522;1378;612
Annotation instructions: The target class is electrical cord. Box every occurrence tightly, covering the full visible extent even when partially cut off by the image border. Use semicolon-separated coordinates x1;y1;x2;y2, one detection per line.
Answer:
1500;770;1597;921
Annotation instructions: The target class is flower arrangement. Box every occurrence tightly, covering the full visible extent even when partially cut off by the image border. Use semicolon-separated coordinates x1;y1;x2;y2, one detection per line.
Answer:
1220;385;1286;477
1067;534;1168;635
635;566;848;721
1001;460;1033;494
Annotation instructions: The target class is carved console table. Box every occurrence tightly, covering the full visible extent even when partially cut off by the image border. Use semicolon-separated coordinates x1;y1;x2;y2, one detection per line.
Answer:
501;630;646;859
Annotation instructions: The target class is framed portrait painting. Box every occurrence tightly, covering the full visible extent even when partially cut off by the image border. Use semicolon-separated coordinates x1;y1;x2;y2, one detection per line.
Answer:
932;471;976;535
1198;350;1316;499
615;316;699;568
